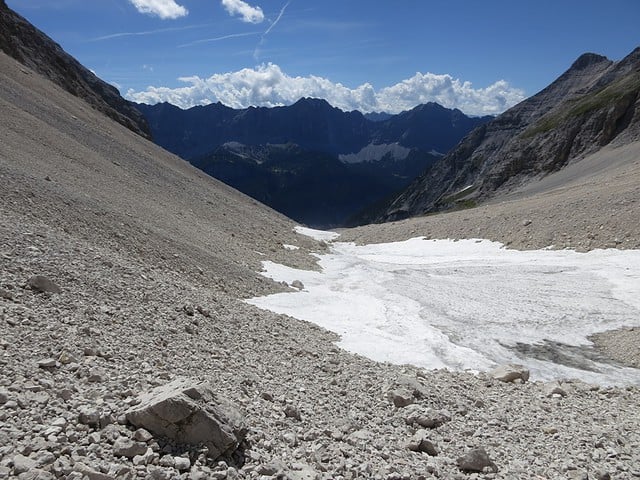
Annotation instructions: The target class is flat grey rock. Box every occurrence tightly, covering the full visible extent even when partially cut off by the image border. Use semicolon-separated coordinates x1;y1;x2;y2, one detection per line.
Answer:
126;378;246;459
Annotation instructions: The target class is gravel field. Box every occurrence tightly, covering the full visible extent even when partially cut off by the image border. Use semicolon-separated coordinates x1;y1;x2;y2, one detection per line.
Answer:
1;52;640;479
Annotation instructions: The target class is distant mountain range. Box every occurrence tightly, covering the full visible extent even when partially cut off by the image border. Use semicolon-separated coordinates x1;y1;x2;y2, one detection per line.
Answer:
0;0;150;139
361;47;640;224
136;99;491;227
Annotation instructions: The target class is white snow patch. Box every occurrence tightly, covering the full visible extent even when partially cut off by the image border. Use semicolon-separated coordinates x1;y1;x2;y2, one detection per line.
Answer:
248;237;640;385
283;244;300;251
339;143;411;164
294;226;340;242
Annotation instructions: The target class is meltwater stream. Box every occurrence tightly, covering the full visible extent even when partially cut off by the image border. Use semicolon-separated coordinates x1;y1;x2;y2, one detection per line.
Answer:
248;230;640;385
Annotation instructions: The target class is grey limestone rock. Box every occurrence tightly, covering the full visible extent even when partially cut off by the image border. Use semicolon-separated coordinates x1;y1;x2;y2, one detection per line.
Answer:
78;407;101;427
407;430;438;456
125;378;246;459
174;456;191;472
132;428;153;443
113;437;147;458
27;275;61;294
12;454;36;475
405;407;451;429
543;381;568;397
284;405;302;421
72;462;116;480
390;389;414;408
490;364;530;383
457;447;498;473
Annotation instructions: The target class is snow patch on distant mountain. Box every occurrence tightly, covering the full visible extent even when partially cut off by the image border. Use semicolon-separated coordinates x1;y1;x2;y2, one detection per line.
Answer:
220;142;293;164
339;143;411;164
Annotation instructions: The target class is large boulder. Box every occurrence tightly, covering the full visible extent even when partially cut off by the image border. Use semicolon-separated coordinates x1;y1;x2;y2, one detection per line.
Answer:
125;379;247;459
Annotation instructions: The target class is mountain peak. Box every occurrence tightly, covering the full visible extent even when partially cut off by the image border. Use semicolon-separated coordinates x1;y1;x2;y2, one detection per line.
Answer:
569;52;610;72
292;97;334;109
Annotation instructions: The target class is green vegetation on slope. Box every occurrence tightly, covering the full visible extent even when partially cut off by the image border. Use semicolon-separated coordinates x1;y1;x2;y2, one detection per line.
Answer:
522;73;640;139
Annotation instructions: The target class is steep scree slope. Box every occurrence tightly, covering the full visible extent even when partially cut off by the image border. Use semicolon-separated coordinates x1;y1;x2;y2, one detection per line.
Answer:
0;1;151;140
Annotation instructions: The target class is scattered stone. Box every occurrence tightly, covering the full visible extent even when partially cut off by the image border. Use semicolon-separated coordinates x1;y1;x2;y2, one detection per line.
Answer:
391;389;414;408
183;305;195;316
147;467;172;480
87;367;106;383
287;464;318;480
57;351;76;365
0;287;14;300
174;456;191;472
257;460;284;476
132;428;153;443
126;379;247;459
37;358;59;369
0;390;9;405
543;381;568;397
284;405;302;421
113;437;147;458
457;447;498;473
291;280;304;290
78;407;101;427
74;462;116;480
18;468;55;480
27;275;61;294
13;454;36;474
490;364;530;383
407;430;438;456
405;407;451;429
567;470;589;480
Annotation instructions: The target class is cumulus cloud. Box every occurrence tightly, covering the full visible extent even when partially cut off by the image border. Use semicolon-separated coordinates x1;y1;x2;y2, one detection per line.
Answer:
128;0;188;19
221;0;264;23
126;63;526;116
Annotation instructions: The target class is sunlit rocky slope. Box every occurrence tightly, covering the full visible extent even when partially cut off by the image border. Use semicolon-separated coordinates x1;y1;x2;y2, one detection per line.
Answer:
365;47;640;223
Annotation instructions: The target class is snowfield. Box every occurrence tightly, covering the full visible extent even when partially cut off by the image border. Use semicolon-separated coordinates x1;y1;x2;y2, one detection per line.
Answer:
248;234;640;385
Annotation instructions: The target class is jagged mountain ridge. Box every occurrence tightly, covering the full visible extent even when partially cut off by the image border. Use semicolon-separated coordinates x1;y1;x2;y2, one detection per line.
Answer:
365;48;640;223
0;0;150;139
136;98;491;160
136;99;490;228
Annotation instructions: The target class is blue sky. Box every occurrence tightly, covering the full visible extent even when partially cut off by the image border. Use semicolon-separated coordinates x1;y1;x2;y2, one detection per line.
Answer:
6;0;640;115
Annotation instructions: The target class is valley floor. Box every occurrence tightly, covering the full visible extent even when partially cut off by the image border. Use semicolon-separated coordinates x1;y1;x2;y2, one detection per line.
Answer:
249;235;640;385
2;204;640;480
1;51;640;479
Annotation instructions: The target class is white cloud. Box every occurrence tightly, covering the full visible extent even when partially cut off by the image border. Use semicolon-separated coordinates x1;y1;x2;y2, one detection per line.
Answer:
128;0;188;20
126;63;526;116
221;0;264;23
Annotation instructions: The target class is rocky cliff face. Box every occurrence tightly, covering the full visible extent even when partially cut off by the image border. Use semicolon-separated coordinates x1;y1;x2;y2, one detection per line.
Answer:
0;1;151;140
369;48;640;223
